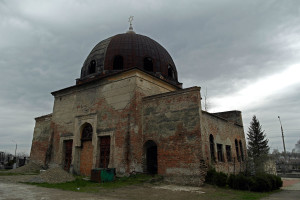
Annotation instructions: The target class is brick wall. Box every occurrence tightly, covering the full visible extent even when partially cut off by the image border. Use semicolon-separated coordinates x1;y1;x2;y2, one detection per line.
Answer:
80;140;93;176
142;87;206;186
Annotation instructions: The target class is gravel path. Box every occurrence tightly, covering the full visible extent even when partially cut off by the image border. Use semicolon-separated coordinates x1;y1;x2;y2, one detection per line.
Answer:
0;182;116;200
261;178;300;200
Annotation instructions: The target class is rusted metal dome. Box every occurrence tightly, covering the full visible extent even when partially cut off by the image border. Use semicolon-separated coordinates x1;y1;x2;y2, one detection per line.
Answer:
79;32;179;85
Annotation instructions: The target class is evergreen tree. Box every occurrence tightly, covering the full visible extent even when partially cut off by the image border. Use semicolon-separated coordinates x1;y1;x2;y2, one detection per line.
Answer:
247;115;270;171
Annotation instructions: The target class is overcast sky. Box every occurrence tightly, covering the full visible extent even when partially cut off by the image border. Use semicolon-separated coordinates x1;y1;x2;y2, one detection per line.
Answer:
1;0;299;155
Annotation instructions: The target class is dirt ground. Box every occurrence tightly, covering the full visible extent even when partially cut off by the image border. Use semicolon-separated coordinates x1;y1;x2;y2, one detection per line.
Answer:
0;175;207;200
1;175;299;200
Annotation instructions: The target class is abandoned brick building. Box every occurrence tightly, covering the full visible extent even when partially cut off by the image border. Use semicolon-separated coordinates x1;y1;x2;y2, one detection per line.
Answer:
30;25;247;185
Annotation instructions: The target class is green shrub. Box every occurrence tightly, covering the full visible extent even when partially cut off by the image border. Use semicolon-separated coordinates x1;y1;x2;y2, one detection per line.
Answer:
228;173;253;190
215;172;227;187
205;168;227;187
205;168;217;185
274;175;283;189
228;174;237;189
251;174;272;192
266;174;277;190
227;172;282;192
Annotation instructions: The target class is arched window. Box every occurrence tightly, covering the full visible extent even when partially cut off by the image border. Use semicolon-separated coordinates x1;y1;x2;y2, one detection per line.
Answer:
239;140;244;161
209;134;215;162
81;123;93;141
143;57;153;72
168;64;175;79
113;55;123;70
235;139;240;162
88;60;96;74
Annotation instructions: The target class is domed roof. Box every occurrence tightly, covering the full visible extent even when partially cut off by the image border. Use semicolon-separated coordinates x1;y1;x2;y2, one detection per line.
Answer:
79;31;179;85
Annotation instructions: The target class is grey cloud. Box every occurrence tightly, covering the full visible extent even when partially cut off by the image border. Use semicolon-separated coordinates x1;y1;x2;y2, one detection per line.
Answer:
1;0;300;154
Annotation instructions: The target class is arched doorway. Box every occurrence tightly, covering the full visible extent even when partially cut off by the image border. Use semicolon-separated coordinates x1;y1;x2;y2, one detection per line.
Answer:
144;140;158;174
80;123;93;176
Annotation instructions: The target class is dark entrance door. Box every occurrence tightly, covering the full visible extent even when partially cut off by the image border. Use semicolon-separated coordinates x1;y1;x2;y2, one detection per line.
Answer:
64;140;73;171
99;136;110;168
147;145;157;174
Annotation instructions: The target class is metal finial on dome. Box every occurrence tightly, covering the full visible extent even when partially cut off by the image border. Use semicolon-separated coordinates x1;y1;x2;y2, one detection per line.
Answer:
127;16;135;34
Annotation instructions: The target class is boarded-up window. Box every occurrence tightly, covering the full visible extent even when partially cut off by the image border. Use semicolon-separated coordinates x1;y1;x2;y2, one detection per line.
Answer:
99;136;110;168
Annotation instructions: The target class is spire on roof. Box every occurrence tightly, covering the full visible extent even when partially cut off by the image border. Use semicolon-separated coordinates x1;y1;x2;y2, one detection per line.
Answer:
127;16;136;34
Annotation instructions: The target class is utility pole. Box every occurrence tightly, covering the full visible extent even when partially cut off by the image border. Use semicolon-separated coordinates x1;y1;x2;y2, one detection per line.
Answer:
278;116;286;155
11;140;17;168
15;144;17;160
278;116;286;173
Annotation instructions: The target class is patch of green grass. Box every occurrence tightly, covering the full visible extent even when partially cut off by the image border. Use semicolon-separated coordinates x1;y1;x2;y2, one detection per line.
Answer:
0;171;39;176
26;174;159;192
0;172;25;176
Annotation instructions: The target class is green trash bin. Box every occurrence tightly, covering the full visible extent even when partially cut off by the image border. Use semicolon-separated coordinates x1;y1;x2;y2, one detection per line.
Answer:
91;168;115;183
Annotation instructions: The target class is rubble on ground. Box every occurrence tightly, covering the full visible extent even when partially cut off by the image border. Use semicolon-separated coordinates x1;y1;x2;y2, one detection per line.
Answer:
28;167;75;183
6;162;42;174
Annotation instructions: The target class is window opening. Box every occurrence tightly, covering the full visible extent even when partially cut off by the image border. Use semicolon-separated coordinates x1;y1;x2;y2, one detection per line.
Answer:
81;124;93;141
113;55;123;70
143;57;153;72
217;144;224;162
89;60;96;74
239;140;244;161
235;139;240;162
168;65;175;79
209;134;215;162
226;145;232;162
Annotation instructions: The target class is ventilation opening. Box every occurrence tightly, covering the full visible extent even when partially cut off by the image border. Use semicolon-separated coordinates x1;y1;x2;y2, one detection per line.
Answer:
144;140;157;174
89;60;96;74
113;55;123;70
143;57;153;72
